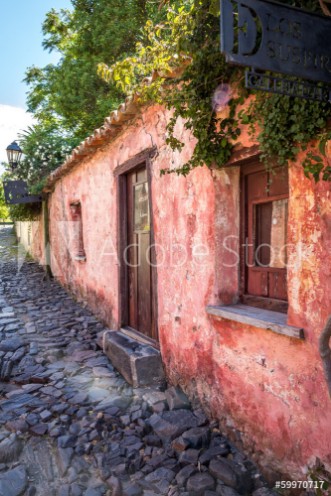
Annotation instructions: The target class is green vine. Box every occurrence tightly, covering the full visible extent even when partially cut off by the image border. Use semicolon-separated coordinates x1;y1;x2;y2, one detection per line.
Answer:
242;91;331;179
302;128;331;181
162;12;245;175
98;0;245;175
308;459;331;496
98;0;331;181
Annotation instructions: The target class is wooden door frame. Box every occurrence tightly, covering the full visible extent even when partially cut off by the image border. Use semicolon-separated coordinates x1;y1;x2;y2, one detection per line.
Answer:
114;147;159;344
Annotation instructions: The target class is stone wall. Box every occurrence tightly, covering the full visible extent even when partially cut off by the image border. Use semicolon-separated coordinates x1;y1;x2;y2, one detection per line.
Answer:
15;219;44;263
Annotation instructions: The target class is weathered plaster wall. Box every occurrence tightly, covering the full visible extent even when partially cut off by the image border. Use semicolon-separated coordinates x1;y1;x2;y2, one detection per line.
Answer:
47;106;178;327
15;219;44;262
159;159;331;480
44;104;331;479
48;149;119;326
158;157;331;480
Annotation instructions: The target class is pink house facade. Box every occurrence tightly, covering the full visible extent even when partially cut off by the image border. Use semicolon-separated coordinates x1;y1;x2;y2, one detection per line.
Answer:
21;99;331;481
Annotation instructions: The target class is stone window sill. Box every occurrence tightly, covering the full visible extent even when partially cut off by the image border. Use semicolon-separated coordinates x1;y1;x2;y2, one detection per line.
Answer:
206;304;304;340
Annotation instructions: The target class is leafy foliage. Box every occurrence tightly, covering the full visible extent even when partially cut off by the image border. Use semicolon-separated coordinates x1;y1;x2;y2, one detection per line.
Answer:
14;0;164;207
16;124;80;193
25;0;160;142
18;0;331;189
7;203;41;222
279;0;324;12
308;459;331;496
242;92;331;178
98;3;193;98
99;0;331;180
2;123;78;222
163;3;243;174
0;179;10;221
99;0;241;174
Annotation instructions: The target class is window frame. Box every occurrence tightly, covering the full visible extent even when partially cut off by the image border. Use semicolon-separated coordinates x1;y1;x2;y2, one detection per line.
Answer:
240;162;289;313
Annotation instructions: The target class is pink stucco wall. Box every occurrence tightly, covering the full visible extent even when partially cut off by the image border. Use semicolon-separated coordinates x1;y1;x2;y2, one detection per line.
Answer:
44;104;331;479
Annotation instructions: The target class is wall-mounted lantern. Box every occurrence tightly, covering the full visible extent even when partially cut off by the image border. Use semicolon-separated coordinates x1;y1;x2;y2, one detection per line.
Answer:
6;141;22;171
3;141;41;205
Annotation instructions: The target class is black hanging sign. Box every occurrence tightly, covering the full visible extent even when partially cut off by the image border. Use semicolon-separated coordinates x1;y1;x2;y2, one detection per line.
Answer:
221;0;331;84
245;70;331;101
3;180;42;205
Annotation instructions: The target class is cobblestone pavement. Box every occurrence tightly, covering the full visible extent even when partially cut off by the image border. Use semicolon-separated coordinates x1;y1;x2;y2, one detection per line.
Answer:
0;226;277;496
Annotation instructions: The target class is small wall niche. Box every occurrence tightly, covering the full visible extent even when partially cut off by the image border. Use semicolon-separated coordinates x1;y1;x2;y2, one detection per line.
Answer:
69;201;86;262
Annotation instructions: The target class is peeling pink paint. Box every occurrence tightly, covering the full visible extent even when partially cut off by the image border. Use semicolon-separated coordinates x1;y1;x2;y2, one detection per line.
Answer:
22;104;331;479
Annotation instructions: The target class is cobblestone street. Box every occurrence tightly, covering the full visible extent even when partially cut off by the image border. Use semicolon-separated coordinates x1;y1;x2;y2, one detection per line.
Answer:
0;226;276;496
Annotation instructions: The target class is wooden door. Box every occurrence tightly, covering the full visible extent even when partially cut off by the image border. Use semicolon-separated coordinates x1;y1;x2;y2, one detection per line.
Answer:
242;163;289;310
126;167;155;338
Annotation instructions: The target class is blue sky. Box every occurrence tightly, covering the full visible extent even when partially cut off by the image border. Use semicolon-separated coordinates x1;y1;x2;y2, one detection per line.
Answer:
0;0;72;161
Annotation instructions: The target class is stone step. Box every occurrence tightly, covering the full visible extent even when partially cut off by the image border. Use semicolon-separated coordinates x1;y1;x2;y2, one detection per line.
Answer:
103;330;165;388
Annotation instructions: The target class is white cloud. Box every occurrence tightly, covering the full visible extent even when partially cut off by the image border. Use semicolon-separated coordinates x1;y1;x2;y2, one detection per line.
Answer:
0;104;34;164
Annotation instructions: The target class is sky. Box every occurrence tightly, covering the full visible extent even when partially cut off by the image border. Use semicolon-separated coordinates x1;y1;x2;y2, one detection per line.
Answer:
0;0;72;163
